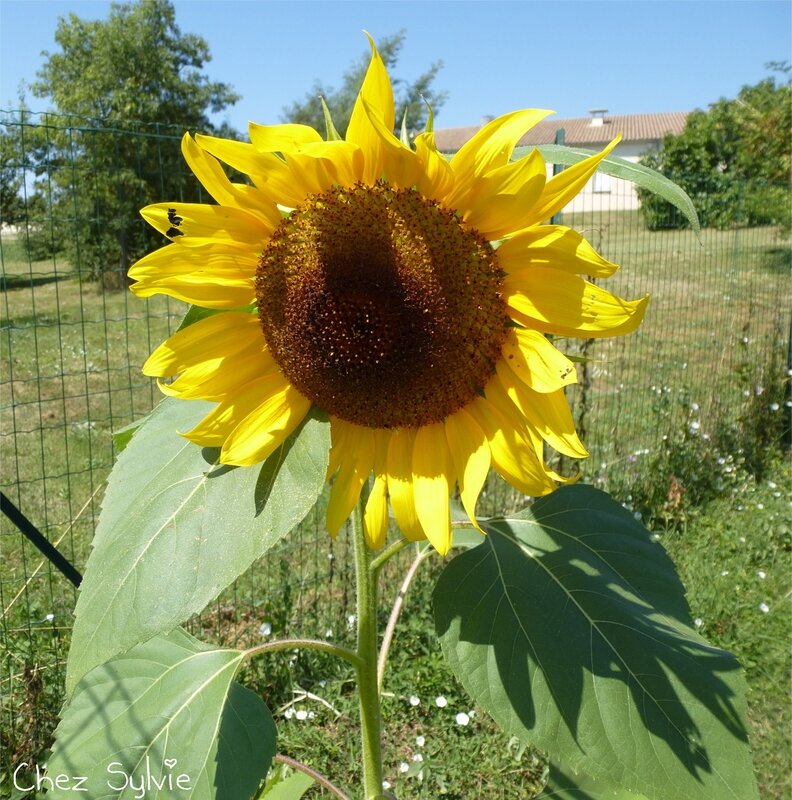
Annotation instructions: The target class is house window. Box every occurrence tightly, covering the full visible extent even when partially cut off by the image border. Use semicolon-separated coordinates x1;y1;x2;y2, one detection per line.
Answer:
592;171;611;194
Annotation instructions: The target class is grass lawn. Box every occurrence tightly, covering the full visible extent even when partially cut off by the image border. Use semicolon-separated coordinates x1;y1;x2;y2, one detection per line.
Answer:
1;214;790;797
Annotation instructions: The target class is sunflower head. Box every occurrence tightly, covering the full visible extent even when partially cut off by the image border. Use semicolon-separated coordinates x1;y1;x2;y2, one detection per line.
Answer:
255;181;509;430
130;34;648;554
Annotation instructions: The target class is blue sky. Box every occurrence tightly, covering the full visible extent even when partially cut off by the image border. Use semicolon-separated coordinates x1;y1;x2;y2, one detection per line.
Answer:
1;0;790;132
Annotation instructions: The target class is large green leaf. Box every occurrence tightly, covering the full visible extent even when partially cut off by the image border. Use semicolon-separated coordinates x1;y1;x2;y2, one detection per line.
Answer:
259;770;315;799
518;144;701;234
48;628;275;800
538;762;650;799
434;484;757;800
66;398;330;694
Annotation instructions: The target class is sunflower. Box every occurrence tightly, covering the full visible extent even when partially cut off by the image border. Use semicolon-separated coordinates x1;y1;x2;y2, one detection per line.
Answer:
130;36;647;555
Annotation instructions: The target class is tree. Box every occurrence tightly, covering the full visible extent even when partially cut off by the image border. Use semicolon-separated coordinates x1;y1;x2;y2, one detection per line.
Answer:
638;66;791;231
33;0;238;128
28;0;240;284
0;123;25;226
282;31;448;137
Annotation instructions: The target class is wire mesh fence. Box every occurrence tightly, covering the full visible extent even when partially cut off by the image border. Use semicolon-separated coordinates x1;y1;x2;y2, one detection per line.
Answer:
1;109;790;773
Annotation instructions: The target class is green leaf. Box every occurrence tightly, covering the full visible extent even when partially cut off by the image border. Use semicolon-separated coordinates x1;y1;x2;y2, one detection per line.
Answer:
434;484;758;800
451;526;487;550
400;108;410;147
176;303;255;332
176;303;224;331
111;411;151;453
423;97;435;134
320;96;342;142
538;762;650;799
523;144;701;235
449;499;488;550
260;770;315;799
66;399;330;694
49;628;275;800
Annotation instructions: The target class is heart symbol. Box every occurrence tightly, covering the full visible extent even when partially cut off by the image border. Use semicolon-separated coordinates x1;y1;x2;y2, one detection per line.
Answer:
164;758;177;770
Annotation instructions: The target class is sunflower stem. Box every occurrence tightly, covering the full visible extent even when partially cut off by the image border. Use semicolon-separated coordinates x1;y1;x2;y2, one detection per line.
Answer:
352;498;384;799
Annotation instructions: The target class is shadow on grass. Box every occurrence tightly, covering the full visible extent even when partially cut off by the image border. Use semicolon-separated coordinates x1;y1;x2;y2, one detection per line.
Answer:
761;246;792;276
0;272;70;292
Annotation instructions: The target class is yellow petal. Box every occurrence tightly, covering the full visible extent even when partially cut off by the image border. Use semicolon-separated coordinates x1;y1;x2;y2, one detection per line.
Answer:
140;202;270;247
287;140;365;188
196;134;267;175
129;242;258;281
414;131;455;202
129;242;257;307
458;149;546;239
220;381;311;466
523;136;621;226
184;371;290;446
495;361;588;459
132;274;254;309
450;109;553;180
468;393;555;498
181;134;281;228
196;134;308;207
359;97;420;189
160;347;277;401
500;327;577;393
143;312;261;377
363;428;392;550
505;267;649;337
248;122;323;152
326;416;346;480
444;407;490;533
364;474;389;550
326;422;376;537
386;429;425;542
346;33;395;184
498;225;619;278
412;423;453;555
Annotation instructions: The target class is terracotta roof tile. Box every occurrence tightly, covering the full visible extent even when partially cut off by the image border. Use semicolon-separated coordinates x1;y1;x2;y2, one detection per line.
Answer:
433;112;690;152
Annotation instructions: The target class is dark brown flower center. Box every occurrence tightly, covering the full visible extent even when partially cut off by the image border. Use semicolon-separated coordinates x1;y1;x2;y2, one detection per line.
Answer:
255;182;508;429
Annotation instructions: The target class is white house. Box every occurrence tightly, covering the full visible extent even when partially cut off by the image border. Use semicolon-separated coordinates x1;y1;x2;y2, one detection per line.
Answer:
433;110;689;212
